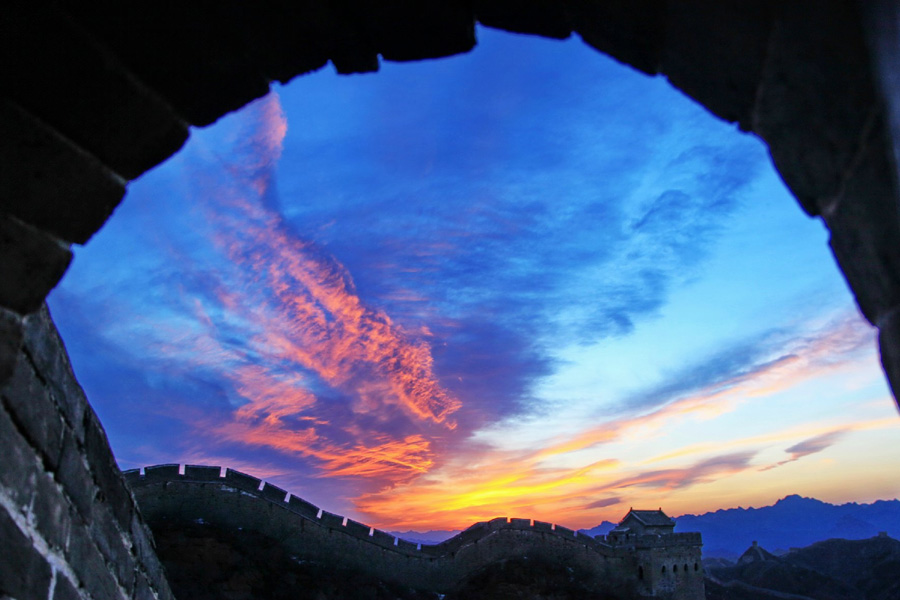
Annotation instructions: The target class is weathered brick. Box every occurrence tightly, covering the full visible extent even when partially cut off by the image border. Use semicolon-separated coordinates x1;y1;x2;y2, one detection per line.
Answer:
0;99;125;245
52;574;82;600
89;501;134;595
66;527;125;600
56;430;94;522
0;401;41;511
0;3;189;180
82;411;133;530
23;305;88;438
0;506;52;599
0;308;23;385
32;472;72;553
0;216;72;316
0;352;66;470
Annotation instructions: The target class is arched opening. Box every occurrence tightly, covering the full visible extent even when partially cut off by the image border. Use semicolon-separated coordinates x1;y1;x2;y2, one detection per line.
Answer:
3;4;900;599
661;565;666;575
42;19;900;530
638;565;644;580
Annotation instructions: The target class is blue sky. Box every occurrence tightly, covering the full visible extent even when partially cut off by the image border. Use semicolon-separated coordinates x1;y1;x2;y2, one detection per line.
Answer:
48;28;899;529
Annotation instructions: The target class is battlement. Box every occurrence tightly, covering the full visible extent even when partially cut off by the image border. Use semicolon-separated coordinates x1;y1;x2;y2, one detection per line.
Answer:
125;464;703;597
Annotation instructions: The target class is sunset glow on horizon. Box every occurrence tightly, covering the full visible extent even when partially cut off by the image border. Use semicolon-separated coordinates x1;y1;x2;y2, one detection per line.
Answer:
49;28;900;531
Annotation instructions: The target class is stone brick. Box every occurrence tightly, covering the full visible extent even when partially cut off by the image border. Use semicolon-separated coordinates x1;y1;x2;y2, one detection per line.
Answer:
56;431;94;523
568;0;666;75
474;0;571;39
82;412;133;530
0;216;72;316
0;401;41;511
823;120;900;325
0;3;189;180
89;501;134;595
260;483;288;503
0;506;52;599
0;352;66;470
182;465;221;482
23;305;88;438
141;465;179;485
753;0;878;215
661;0;776;129
66;526;125;600
61;1;271;127
32;472;72;553
223;469;260;493
0;308;23;386
129;513;160;574
52;574;82;600
0;99;126;245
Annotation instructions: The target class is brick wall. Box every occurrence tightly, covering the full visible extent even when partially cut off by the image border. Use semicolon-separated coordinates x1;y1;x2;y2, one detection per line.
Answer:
0;305;173;600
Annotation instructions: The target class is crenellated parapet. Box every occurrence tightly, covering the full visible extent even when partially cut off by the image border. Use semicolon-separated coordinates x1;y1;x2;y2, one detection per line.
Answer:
124;464;703;598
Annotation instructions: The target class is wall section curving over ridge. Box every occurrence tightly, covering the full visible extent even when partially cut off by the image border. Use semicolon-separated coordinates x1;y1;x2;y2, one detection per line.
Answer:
2;2;900;599
126;464;704;598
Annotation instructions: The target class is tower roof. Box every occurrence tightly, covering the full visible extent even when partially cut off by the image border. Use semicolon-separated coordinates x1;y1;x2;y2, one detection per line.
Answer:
619;509;675;527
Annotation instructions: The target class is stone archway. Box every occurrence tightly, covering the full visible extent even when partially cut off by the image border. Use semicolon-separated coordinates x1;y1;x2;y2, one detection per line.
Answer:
2;2;900;598
3;0;900;402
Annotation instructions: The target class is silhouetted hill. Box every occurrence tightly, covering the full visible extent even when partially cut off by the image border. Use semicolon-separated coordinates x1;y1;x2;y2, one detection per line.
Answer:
675;496;900;558
783;536;900;600
706;535;900;600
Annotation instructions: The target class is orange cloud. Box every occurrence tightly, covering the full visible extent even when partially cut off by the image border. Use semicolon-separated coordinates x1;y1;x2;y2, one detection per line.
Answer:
156;92;463;487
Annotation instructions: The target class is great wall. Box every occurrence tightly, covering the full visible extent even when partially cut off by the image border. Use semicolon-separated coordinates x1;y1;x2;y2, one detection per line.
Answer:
125;463;704;599
4;2;900;599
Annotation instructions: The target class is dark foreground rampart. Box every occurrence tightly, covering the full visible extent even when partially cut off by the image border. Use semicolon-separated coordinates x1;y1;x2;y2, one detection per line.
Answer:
127;464;703;599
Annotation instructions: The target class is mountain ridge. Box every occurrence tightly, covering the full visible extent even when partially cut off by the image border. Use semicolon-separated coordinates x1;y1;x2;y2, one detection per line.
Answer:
390;496;900;558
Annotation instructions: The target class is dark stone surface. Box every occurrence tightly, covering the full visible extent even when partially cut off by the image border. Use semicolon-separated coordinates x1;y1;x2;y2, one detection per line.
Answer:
568;0;666;75
32;471;72;552
879;309;900;408
66;523;127;600
0;400;40;511
260;482;288;503
89;498;135;595
753;0;879;215
661;0;776;129
0;308;23;385
23;305;88;440
0;216;72;316
0;3;189;180
358;1;476;63
0;507;52;600
183;464;222;482
52;575;81;600
56;429;95;522
824;119;900;325
474;0;571;39
0;349;67;470
83;410;134;530
60;1;273;127
0;99;125;245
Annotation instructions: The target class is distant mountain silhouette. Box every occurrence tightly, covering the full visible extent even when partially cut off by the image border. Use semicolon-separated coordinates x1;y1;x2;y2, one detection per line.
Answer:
675;496;900;558
707;535;900;600
391;496;900;558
